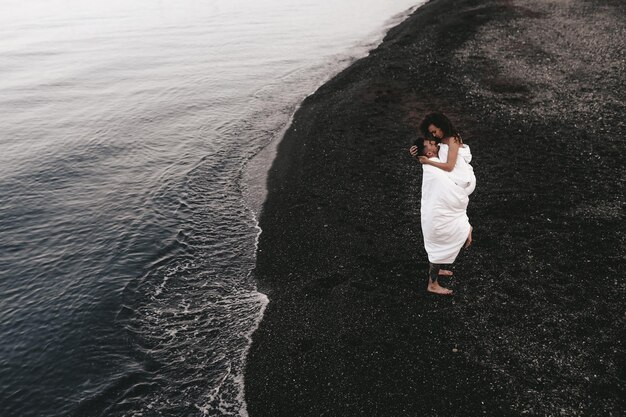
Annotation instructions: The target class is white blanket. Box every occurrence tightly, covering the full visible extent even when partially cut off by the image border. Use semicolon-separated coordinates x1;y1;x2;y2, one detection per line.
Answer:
438;144;476;195
420;158;471;264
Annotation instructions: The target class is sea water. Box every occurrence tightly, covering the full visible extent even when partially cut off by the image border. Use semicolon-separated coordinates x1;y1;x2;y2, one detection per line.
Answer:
0;1;423;415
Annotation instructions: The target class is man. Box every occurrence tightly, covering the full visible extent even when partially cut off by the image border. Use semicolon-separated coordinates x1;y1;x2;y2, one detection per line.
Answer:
410;138;473;295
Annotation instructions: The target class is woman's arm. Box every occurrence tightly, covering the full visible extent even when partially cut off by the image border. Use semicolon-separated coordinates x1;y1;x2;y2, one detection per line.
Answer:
419;138;460;172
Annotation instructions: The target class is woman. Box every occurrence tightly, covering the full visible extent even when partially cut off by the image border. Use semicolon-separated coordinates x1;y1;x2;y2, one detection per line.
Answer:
418;112;475;195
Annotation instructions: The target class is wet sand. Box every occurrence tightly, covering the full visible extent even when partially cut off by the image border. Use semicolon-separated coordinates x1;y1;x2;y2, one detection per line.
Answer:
245;0;625;415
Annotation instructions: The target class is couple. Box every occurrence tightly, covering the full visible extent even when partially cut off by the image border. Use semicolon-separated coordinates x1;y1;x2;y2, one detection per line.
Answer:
409;112;475;296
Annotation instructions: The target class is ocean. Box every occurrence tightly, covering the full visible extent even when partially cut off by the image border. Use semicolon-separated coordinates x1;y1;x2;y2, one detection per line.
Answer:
0;1;423;415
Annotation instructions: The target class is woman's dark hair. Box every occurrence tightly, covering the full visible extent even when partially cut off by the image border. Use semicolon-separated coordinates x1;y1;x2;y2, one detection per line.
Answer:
419;112;458;140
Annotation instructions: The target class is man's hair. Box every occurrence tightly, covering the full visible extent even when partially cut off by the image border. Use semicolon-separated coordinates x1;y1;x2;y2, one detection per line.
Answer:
419;112;457;139
412;137;429;156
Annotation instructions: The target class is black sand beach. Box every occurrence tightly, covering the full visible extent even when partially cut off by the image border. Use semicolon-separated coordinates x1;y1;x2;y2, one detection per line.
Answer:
245;0;625;415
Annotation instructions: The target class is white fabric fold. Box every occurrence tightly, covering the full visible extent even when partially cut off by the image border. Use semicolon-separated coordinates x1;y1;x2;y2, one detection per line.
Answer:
420;158;471;264
438;143;476;195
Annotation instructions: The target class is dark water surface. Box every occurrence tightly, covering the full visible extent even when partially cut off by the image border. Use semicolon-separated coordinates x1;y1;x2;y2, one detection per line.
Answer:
0;1;422;415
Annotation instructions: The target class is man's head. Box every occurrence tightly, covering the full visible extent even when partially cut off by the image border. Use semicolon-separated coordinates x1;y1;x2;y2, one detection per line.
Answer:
413;137;438;158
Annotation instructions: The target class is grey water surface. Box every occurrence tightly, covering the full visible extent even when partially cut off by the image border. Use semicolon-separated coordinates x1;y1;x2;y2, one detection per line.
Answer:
0;1;422;415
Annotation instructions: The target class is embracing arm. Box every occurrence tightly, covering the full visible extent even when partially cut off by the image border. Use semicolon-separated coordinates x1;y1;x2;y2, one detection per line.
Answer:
419;139;460;172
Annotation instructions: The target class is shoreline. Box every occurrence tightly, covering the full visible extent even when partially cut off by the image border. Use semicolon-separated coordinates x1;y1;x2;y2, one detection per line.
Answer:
238;4;428;411
241;2;425;218
245;0;625;415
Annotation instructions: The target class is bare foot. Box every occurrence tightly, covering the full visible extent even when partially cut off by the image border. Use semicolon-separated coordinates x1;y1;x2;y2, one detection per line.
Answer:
438;269;453;276
464;226;473;249
427;281;453;295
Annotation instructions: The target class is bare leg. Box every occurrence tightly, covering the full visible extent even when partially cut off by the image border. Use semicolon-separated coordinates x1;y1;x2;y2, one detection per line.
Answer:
438;269;453;276
427;263;453;295
464;226;473;249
